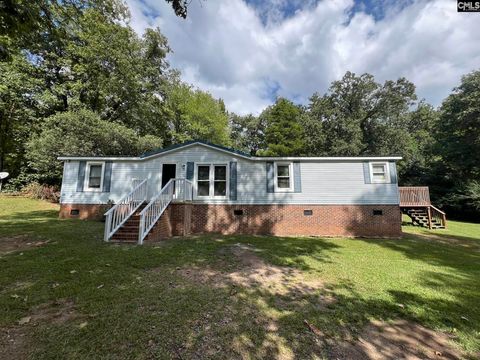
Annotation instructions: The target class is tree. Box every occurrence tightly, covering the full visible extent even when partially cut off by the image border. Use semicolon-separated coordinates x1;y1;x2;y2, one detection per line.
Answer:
26;109;162;184
434;70;480;217
229;113;266;155
259;98;305;156
0;0;128;60
0;0;189;59
164;81;231;146
397;102;439;185
0;1;175;185
0;54;42;174
65;11;171;135
306;72;417;157
437;70;480;180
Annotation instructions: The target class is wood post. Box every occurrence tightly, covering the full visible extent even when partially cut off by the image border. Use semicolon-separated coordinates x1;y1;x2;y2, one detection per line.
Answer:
427;206;432;229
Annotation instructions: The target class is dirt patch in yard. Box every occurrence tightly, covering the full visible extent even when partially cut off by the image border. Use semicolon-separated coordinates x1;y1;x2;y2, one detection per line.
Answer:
176;244;465;359
0;299;82;360
227;244;324;295
178;243;324;297
321;319;462;360
0;235;49;254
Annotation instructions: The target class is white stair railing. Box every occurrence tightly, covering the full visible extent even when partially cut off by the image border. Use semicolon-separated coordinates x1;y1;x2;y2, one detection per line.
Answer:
138;179;174;244
104;179;148;241
138;178;193;244
173;178;193;201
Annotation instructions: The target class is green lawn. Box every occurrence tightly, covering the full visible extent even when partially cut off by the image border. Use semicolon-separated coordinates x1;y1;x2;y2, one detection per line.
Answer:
1;196;479;359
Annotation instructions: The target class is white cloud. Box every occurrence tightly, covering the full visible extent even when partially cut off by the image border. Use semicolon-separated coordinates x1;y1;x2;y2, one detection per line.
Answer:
126;0;480;115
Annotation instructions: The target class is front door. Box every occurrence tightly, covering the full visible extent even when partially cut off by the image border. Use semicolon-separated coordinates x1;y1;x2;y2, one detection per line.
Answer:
162;164;176;189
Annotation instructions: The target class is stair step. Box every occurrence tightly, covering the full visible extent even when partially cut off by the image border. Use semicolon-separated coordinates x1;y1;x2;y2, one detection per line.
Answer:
110;239;137;244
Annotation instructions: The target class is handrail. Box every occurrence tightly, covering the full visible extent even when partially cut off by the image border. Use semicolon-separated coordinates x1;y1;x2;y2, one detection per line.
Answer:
138;179;175;244
103;179;148;241
175;178;193;202
137;178;193;244
429;205;447;229
429;205;445;215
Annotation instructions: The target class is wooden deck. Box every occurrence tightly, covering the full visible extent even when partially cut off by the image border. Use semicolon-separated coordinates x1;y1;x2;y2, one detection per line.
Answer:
399;186;431;207
399;187;446;229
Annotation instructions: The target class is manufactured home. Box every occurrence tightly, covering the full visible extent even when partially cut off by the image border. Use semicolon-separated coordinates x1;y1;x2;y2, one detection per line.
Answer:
58;140;406;243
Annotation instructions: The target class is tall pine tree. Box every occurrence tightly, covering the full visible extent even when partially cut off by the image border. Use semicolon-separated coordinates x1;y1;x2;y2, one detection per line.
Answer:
260;98;305;156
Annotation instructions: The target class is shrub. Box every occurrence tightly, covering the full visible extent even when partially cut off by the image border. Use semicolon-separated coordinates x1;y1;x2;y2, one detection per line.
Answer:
22;182;60;203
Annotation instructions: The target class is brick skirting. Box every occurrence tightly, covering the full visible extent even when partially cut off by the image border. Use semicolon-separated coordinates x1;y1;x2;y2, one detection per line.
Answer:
171;204;402;238
60;203;402;238
59;203;109;220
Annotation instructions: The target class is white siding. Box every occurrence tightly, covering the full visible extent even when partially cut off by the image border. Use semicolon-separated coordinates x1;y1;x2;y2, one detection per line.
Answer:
60;145;399;205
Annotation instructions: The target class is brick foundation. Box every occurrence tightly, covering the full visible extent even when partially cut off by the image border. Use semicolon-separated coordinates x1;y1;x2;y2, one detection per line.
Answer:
60;203;402;238
59;203;109;220
171;204;401;238
145;206;173;241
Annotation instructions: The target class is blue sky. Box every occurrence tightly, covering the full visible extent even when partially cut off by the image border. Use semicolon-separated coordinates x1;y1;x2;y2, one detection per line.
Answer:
128;0;480;114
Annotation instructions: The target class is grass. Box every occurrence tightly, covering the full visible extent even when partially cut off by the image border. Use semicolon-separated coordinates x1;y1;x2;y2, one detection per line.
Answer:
1;195;479;359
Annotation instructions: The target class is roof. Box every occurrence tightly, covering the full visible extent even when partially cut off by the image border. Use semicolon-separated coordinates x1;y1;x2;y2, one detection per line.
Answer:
58;140;402;161
140;140;252;159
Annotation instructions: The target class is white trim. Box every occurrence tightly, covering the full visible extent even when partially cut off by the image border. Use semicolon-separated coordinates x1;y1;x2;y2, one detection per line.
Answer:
58;155;402;162
254;156;402;161
369;162;390;184
58;142;402;161
84;161;105;192
274;162;294;192
194;163;229;199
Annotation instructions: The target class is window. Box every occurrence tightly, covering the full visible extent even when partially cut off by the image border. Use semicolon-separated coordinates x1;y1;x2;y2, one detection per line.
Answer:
304;209;313;216
369;162;390;183
197;165;210;196
196;164;228;198
214;165;227;196
274;162;293;192
85;162;104;191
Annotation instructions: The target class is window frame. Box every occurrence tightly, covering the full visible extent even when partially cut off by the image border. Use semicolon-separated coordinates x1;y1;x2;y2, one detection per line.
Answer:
84;161;105;192
194;163;229;199
369;162;390;184
274;162;294;192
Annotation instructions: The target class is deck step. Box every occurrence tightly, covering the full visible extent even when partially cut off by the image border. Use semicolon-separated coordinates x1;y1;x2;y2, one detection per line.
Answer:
107;203;147;244
402;205;446;229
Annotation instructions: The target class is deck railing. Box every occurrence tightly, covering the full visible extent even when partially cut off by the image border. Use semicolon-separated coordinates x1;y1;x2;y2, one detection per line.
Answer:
399;186;431;206
138;178;193;244
104;179;148;241
429;205;447;229
173;178;193;202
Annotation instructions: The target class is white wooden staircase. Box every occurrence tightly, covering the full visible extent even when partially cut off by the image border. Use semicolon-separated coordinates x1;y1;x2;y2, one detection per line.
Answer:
104;178;193;244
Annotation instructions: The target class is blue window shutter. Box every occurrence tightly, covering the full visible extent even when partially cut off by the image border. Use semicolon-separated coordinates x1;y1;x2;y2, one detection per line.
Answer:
77;161;86;192
363;162;371;184
103;161;112;192
186;162;194;180
229;161;237;201
266;162;274;193
293;161;302;192
389;161;398;184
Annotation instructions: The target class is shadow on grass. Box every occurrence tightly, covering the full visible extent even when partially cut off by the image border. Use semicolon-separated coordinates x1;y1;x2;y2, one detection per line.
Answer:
359;236;480;274
1;206;479;358
0;209;104;243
